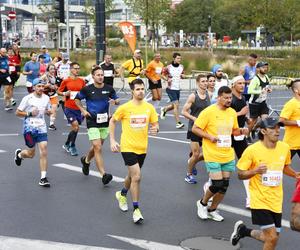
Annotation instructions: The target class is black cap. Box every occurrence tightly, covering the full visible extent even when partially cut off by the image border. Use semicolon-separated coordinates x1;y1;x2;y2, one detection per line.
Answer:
256;61;268;68
259;117;283;129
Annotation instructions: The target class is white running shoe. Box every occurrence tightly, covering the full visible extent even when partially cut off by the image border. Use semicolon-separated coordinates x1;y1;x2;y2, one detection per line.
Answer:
208;210;224;222
196;200;208;220
115;191;128;212
133;208;144;224
160;107;166;120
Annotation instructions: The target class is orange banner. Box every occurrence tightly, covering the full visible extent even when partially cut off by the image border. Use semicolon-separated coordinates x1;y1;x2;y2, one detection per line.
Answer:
118;21;136;53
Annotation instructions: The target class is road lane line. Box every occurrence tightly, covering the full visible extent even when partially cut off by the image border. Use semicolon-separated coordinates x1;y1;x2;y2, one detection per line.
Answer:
0;133;19;136
52;163;125;183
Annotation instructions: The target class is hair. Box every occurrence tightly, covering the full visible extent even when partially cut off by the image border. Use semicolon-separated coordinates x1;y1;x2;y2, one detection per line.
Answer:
173;52;181;59
249;53;258;59
91;66;103;75
258;130;264;140
46;63;55;72
207;74;215;80
104;54;112;58
30;51;36;57
217;86;232;96
196;73;207;82
130;78;145;90
70;62;79;68
289;79;300;93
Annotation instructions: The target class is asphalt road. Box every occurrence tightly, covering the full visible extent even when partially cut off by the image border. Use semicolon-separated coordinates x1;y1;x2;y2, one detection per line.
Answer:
0;87;299;249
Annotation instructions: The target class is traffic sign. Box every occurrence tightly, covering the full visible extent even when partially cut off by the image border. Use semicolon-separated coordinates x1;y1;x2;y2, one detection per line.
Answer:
8;11;16;20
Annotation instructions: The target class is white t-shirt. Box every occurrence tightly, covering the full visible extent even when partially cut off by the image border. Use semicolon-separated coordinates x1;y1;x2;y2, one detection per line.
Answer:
166;64;184;90
56;61;71;80
18;93;51;134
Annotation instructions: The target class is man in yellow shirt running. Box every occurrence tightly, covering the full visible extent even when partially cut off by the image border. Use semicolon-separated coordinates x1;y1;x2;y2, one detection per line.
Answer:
109;78;159;224
119;49;144;85
192;86;248;221
230;117;300;249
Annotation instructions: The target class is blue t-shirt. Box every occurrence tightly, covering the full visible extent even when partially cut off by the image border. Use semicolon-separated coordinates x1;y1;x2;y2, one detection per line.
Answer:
24;61;40;83
40;53;52;64
0;55;9;78
243;65;256;94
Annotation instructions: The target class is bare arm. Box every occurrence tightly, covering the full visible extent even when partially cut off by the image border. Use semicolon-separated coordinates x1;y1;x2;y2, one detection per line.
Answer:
181;94;196;121
119;67;125;82
291;203;300;232
232;127;249;136
109;117;120;152
74;99;90;117
237;164;267;180
149;121;159;136
283;164;300;178
279;117;299;127
192;124;218;143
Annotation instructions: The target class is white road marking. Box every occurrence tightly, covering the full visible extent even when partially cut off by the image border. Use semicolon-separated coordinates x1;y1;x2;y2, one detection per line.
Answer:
149;136;291;228
0;150;7;153
0;235;116;250
0;133;19;136
52;163;125;183
156;131;186;134
108;235;183;250
62;132;88;135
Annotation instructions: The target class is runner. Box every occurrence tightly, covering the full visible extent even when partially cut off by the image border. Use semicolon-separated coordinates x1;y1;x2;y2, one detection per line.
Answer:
210;64;228;103
160;52;185;129
279;79;300;159
99;54;116;87
39;55;47;76
182;74;210;184
56;52;71;82
57;62;85;156
230;117;300;249
10;43;22;106
193;86;248;221
291;179;300;232
75;66;119;185
0;48;12;111
14;78;52;187
207;74;216;100
23;51;40;93
109;78;159;223
41;63;59;130
145;52;164;107
239;53;257;102
120;49;144;85
39;45;52;65
230;76;250;208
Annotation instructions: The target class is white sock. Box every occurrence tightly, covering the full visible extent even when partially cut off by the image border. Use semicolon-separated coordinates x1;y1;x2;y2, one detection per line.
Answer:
18;153;22;159
41;171;47;179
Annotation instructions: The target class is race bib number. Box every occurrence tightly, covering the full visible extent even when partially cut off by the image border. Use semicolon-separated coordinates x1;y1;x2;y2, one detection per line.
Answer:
104;70;113;77
262;171;283;187
9;66;15;72
96;113;108;124
70;91;78;100
217;135;231;148
130;115;147;128
234;135;245;141
155;67;162;75
29;118;45;128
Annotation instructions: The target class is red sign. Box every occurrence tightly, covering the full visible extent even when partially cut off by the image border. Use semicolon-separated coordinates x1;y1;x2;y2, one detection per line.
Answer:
8;11;16;20
118;21;137;53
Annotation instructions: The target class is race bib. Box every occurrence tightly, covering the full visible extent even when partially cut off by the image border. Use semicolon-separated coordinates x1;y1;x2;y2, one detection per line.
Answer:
262;171;283;187
104;70;113;77
9;66;15;72
130;115;147;128
234;135;245;141
155;67;162;75
256;93;267;103
6;76;11;83
70;91;78;100
217;135;231;148
29;118;45;128
96;113;108;124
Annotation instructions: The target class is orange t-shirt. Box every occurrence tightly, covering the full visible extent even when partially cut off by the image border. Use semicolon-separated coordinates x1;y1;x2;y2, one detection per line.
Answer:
58;77;85;110
146;60;164;82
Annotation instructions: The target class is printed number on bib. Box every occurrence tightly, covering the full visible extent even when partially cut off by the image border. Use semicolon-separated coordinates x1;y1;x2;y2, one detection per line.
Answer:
104;70;113;77
97;113;108;124
234;135;245;141
217;135;231;148
130;115;147;128
262;171;282;187
155;67;162;75
70;91;78;100
29;118;45;127
9;66;15;72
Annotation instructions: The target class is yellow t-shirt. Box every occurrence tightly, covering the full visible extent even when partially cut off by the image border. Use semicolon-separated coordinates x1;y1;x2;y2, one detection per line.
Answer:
122;58;144;84
280;97;300;150
146;60;164;82
113;100;158;154
194;104;239;163
237;141;291;213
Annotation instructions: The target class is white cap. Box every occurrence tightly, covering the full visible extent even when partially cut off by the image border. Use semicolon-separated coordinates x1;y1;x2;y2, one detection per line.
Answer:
41;45;46;49
134;49;141;53
231;75;245;85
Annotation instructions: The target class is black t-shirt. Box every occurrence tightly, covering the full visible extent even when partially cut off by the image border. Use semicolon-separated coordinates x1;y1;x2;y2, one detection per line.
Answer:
76;84;118;128
231;93;247;127
100;63;115;86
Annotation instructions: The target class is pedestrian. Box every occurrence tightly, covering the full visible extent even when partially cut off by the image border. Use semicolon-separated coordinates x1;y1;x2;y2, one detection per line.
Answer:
109;78;159;223
0;48;12;111
230;117;300;249
14;78;52;187
75;66;119;185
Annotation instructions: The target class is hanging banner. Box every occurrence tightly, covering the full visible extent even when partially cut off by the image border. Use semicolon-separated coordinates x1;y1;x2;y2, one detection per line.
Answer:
118;21;136;53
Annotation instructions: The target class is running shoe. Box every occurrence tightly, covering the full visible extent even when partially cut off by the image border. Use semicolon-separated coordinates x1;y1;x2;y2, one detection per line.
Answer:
14;149;22;166
176;121;184;129
39;177;50;187
69;145;78;156
208;210;224;222
48;124;57;130
102;173;113;185
4;106;13;111
133;208;144;224
115;191;128;212
160;107;166;120
230;220;246;246
196;200;208;219
80;156;90;176
185;174;197;184
62;144;70;153
192;167;198;176
11;99;16;106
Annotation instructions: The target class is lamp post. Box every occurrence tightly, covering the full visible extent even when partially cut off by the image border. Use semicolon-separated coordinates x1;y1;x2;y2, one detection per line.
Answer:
0;4;2;47
95;0;106;65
